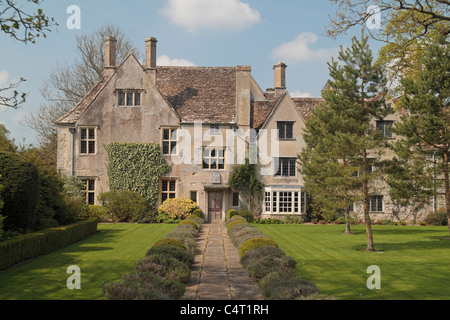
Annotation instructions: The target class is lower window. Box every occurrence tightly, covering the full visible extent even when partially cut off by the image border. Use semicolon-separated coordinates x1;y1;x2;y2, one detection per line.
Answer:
369;195;383;212
81;178;95;205
264;189;306;214
161;179;176;203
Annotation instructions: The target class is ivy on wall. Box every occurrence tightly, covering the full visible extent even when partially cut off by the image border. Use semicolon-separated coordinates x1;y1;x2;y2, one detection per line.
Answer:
105;143;171;207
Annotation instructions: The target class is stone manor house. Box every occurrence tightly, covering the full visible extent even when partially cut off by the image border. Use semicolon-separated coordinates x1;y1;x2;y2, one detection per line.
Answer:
56;36;439;222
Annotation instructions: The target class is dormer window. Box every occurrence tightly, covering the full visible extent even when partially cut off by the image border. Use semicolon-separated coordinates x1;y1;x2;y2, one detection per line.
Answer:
118;90;141;106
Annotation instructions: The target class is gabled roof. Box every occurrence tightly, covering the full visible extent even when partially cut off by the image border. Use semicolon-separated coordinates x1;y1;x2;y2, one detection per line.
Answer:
292;97;324;121
251;95;284;129
156;66;237;124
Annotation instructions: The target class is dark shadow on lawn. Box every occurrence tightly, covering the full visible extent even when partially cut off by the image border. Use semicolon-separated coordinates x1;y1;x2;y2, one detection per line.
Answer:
351;238;450;252
59;228;126;254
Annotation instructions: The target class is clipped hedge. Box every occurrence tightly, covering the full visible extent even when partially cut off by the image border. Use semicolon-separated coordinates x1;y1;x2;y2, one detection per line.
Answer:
238;237;278;259
0;218;98;271
153;238;187;251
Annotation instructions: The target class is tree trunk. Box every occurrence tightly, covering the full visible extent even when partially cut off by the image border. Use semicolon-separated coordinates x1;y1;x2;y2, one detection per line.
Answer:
363;148;375;251
344;205;352;234
444;151;450;236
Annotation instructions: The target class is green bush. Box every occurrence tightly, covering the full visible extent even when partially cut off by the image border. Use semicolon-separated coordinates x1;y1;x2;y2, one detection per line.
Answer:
163;225;198;254
134;254;191;283
238;237;278;259
153;238;187;251
424;210;448;226
146;244;194;267
226;219;247;231
239;209;254;222
259;271;318;300
103;272;185;300
225;215;246;227
254;218;284;224
227;209;238;220
240;246;296;280
185;215;205;226
0;218;97;271
227;222;268;248
179;219;199;230
87;205;110;222
98;190;151;223
192;209;204;219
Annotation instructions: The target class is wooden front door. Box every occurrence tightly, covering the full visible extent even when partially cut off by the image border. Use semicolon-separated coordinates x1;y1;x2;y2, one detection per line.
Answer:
208;191;223;222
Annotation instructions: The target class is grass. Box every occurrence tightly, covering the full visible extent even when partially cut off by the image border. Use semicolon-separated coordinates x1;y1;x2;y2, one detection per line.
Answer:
0;223;176;300
254;224;450;300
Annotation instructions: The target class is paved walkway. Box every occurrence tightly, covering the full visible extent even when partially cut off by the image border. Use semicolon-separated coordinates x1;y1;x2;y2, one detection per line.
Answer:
181;221;263;300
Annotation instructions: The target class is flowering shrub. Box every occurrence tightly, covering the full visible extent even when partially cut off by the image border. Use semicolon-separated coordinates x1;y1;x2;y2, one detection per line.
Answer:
157;198;197;221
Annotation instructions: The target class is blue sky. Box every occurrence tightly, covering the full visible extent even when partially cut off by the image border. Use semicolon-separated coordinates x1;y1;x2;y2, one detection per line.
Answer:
0;0;382;146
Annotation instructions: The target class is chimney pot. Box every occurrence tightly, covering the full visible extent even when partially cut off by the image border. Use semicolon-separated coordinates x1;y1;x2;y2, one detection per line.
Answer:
145;37;157;69
273;61;287;89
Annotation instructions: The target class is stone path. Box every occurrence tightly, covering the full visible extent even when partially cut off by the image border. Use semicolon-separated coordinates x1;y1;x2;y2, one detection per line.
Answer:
181;221;263;300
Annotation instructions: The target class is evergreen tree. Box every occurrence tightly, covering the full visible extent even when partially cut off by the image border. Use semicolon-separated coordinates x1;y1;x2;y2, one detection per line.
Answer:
299;32;389;251
390;36;450;233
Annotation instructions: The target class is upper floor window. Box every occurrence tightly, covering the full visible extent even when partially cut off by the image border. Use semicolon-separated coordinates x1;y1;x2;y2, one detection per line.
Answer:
203;148;225;170
80;128;95;154
209;124;220;134
277;121;294;139
275;157;297;177
162;128;177;155
118;90;141;106
376;120;394;138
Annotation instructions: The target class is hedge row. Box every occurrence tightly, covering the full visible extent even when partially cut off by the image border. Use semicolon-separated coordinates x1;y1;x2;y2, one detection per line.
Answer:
103;215;204;300
0;218;98;271
227;215;334;300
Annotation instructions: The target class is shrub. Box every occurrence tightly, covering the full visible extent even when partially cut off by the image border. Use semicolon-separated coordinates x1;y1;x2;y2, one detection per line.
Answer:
153;238;187;251
239;209;254;222
87;205;110;222
259;271;318;300
164;226;198;254
103;272;185;300
424;210;448;226
238;237;278;259
192;209;204;219
185;215;205;226
146;244;194;267
134;254;191;283
240;245;296;280
254;218;284;224
226;219;247;231
98;190;150;223
179;219;199;230
157;198;197;221
0;218;97;271
227;209;238;220
225;215;246;227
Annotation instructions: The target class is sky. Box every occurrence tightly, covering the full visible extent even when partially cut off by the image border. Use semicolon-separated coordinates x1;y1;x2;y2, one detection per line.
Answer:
0;0;383;146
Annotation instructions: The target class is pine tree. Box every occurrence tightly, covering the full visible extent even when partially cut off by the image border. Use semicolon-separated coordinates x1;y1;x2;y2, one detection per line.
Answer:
390;36;450;234
299;32;389;251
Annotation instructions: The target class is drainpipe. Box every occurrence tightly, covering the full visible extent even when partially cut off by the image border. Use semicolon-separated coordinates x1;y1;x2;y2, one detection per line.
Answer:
433;150;437;212
69;127;76;176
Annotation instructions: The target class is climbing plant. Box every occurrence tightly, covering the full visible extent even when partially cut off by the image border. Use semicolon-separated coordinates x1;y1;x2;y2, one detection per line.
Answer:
105;143;171;207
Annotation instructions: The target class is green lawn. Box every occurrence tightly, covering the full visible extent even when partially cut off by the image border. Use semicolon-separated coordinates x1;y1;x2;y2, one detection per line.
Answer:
0;223;176;300
255;224;450;300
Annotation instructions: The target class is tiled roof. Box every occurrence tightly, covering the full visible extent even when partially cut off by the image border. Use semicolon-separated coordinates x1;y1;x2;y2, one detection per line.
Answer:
156;66;237;123
55;76;108;125
252;96;282;129
292;97;324;120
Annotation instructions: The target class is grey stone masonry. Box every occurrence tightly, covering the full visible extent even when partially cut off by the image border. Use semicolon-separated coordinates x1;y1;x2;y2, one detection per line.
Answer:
181;221;263;300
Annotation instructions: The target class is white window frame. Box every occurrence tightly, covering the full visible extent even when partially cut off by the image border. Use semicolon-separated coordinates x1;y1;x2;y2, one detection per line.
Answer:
264;187;307;215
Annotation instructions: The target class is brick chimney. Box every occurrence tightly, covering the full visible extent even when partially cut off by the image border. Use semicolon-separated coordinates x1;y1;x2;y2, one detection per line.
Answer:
104;36;117;76
273;62;287;97
145;37;157;69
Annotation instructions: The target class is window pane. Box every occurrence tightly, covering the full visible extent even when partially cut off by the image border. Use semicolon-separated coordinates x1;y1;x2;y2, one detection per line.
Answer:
169;181;176;192
278;123;285;139
272;192;277;212
190;191;197;203
88;192;95;205
163;129;170;140
88;128;95;139
81;141;87;154
134;93;141;106
286;123;293;139
170;142;177;154
282;159;289;176
88;179;95;191
80;128;87;140
289;158;296;176
203;159;209;169
118;92;125;106
126;92;133;106
161;180;168;191
169;193;176;199
161;193;168;203
162;141;169;155
171;129;177;140
233;192;239;207
88;141;95;154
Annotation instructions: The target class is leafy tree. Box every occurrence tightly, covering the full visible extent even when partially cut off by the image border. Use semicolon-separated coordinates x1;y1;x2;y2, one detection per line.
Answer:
0;0;56;109
227;158;264;217
0;152;40;232
300;33;389;251
388;36;450;234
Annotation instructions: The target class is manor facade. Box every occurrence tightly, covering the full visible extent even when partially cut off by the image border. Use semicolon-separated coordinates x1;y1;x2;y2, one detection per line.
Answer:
56;36;438;222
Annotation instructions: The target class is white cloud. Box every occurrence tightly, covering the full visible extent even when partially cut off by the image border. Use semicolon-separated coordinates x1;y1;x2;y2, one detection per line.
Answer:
157;55;196;66
272;33;337;64
290;90;312;98
0;70;10;87
159;0;261;33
